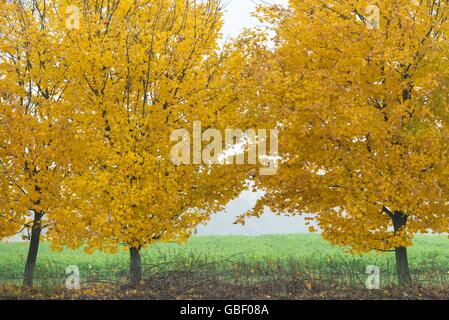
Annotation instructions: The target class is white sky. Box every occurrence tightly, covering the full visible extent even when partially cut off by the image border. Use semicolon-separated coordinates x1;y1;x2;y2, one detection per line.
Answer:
221;0;289;40
198;0;311;236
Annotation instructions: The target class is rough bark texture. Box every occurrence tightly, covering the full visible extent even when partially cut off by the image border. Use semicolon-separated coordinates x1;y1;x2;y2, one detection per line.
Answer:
392;212;412;285
23;211;44;287
129;247;142;286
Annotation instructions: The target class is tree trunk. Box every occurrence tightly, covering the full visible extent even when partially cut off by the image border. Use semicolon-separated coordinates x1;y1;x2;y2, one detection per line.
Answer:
23;211;44;287
129;247;142;286
391;212;412;286
395;245;412;285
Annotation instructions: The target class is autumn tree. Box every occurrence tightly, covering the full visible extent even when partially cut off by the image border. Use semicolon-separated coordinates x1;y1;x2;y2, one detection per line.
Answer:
49;0;251;286
240;0;449;285
0;0;87;286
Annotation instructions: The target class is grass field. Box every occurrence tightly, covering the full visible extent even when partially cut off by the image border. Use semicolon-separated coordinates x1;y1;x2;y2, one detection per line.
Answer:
1;234;448;292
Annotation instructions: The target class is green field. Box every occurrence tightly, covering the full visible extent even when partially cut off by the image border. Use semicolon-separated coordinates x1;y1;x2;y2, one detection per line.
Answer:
0;234;448;289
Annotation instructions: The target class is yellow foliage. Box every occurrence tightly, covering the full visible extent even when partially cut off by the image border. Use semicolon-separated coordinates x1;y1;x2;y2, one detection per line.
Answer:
0;1;250;254
241;0;449;252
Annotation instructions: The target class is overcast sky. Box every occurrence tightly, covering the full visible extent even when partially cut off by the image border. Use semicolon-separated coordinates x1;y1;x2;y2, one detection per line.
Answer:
221;0;289;40
198;0;310;236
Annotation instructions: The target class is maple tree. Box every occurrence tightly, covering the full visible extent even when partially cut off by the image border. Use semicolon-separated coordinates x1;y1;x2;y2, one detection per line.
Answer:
0;0;86;286
1;0;252;287
240;0;449;285
45;0;251;285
